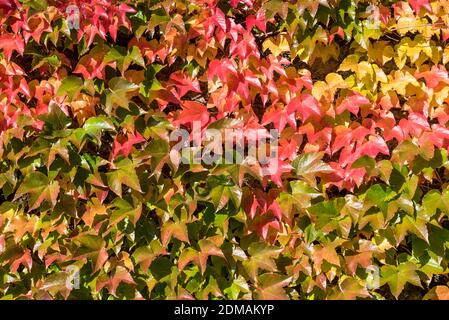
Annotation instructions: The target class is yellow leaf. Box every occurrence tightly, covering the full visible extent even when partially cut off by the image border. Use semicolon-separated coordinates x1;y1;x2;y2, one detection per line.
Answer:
262;35;290;57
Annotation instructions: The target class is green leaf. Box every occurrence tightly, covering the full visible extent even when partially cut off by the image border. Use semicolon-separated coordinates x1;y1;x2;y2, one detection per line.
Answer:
106;158;142;197
83;116;115;144
421;190;449;217
105;77;140;114
57;76;83;99
381;262;422;299
292;152;333;186
21;0;48;11
104;46;145;74
255;273;291;300
308;198;343;229
109;197;142;227
39;103;72;132
363;184;395;214
351;155;376;170
140;64;164;98
145;139;170;178
279;181;322;220
212;161;263;187
243;242;282;280
14;172;59;211
209;184;242;211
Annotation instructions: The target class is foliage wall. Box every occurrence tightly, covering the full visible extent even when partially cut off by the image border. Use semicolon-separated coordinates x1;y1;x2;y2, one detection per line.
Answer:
1;0;449;300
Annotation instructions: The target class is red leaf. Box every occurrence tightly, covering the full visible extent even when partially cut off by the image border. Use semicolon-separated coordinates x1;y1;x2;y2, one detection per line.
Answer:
415;65;449;89
262;104;296;132
328;26;344;44
288;94;322;122
332;125;371;154
111;131;145;160
213;8;229;32
176;101;210;127
94;247;109;272
263;159;293;187
11;249;32;273
96;266;136;296
355;135;389;159
0;0;19;17
168;71;201;98
249;214;281;240
208;59;237;82
336;92;370;115
246;10;266;32
0;235;4;255
0;34;24;61
408;0;432;14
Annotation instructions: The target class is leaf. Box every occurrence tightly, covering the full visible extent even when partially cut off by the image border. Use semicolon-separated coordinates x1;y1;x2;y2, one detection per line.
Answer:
104;46;145;74
255;273;291;300
262;105;296;132
168;70;201;98
197;238;224;273
140;64;164;98
290;180;322;206
423;286;449;300
83;116;115;144
10;249;33;273
262;35;290;57
311;242;341;273
82;198;107;226
106;158;142;197
57;76;84;99
145;139;169;178
407;0;432;14
395;215;429;244
0;33;24;61
109;197;142;227
363;184;394;214
287;94;323;122
14;172;59;211
133;240;166;273
99;266;136;296
351;155;376;170
105;77;140;114
292;152;333;186
381;262;422;299
161;221;190;246
209;184;242;211
212;161;263;187
336;92;370;115
308;199;342;229
331;277;371;300
243;242;282;280
41;272;73;299
421;190;449;217
178;238;225;274
72;234;108;272
74;44;110;80
175;101;210;127
39;103;72;131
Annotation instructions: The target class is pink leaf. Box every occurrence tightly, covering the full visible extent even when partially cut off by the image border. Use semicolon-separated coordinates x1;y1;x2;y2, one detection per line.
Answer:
336;93;370;115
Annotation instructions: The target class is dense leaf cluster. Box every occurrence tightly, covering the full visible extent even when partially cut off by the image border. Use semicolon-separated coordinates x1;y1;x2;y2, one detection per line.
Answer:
0;0;449;299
